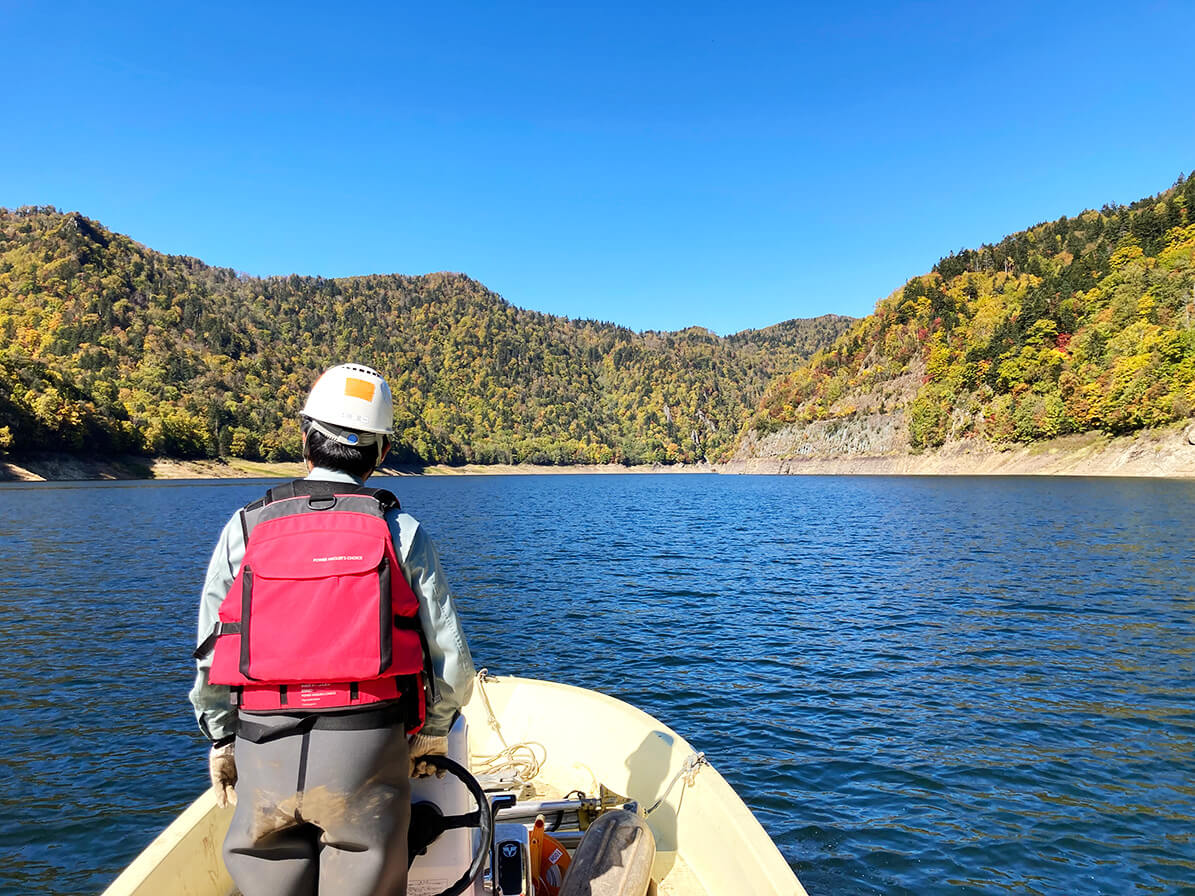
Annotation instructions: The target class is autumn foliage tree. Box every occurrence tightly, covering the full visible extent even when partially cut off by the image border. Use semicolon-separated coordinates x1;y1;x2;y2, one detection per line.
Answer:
0;207;850;465
749;173;1195;450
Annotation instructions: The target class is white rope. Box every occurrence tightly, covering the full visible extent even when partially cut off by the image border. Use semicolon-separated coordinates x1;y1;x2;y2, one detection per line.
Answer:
472;670;707;815
646;752;709;816
476;669;505;741
470;669;547;786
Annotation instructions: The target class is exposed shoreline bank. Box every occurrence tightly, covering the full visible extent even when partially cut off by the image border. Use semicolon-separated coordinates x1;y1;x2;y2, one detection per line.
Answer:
3;423;1194;482
0;455;718;482
724;422;1195;479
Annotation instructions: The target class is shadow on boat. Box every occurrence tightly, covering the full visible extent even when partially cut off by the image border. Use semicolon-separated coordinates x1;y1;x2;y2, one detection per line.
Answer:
625;729;679;880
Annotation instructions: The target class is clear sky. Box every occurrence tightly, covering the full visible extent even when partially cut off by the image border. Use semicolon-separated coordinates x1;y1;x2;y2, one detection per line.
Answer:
3;1;1192;335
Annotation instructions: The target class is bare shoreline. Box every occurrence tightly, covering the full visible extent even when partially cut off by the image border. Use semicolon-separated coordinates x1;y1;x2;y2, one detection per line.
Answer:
723;423;1195;480
3;423;1194;483
0;455;718;483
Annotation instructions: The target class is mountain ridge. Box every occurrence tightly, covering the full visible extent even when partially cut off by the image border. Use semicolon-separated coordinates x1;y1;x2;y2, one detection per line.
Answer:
7;169;1193;477
0;206;851;466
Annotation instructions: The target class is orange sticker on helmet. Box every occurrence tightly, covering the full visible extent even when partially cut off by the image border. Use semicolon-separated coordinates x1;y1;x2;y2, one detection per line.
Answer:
343;377;376;401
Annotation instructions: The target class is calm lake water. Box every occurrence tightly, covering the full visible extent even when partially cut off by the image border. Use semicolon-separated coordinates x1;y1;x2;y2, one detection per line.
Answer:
1;473;1193;895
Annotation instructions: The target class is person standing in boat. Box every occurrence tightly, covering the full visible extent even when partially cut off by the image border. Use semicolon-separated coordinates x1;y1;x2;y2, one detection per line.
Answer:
189;362;475;896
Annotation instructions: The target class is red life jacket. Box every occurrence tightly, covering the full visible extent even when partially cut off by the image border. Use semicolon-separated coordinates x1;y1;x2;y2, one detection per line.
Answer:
198;480;427;729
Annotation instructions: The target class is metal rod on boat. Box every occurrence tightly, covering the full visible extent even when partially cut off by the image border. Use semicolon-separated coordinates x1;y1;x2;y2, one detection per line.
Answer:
494;799;581;829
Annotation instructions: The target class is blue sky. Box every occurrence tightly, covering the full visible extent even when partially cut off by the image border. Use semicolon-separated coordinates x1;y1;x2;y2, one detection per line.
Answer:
3;1;1192;335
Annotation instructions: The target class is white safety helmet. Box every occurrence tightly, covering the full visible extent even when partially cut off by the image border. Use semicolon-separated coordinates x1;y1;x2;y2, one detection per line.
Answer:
301;364;393;456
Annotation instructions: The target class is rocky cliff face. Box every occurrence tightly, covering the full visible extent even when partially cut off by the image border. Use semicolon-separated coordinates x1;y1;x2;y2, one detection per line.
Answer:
733;360;921;461
735;411;908;459
724;420;1195;478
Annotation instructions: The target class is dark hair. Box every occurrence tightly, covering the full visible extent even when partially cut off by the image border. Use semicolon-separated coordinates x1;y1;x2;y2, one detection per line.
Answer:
301;417;387;478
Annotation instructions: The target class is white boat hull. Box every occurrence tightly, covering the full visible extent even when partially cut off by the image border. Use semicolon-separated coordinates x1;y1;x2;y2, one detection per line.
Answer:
103;675;806;895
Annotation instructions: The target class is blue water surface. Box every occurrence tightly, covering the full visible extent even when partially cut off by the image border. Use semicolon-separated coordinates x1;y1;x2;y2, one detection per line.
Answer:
0;473;1192;895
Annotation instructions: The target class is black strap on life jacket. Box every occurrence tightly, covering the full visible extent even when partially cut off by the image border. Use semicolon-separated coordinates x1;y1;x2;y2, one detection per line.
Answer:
193;621;242;659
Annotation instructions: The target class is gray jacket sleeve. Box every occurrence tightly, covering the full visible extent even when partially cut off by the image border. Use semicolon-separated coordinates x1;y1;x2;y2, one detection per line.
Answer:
391;511;475;737
188;512;244;743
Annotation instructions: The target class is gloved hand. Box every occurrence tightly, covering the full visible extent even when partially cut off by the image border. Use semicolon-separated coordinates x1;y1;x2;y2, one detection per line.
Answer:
408;734;448;778
209;741;238;808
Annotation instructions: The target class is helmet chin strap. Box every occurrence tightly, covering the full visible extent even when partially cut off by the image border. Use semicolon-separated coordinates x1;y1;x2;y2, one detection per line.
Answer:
306;418;387;467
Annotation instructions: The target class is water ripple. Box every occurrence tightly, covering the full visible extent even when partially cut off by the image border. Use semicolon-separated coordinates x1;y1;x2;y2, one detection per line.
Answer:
1;474;1193;894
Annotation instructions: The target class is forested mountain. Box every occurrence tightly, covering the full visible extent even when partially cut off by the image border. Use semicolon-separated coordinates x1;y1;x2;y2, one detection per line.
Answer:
0;207;851;466
741;174;1195;457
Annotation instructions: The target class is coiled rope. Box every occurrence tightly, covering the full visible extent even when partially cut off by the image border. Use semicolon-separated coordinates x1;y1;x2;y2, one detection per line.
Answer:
471;669;547;787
